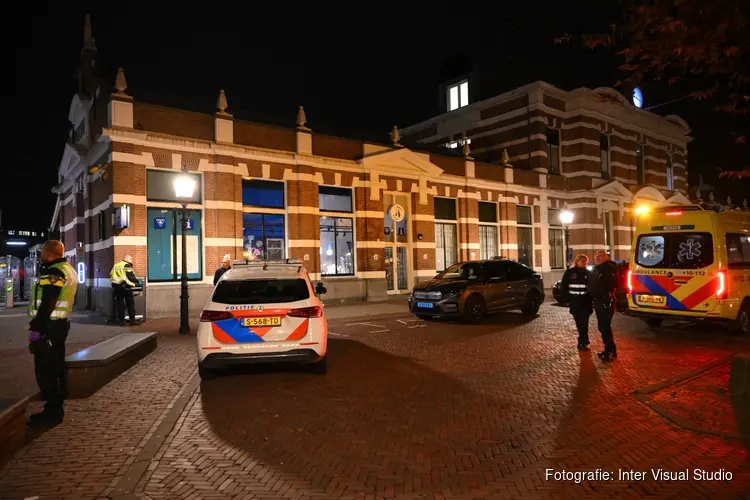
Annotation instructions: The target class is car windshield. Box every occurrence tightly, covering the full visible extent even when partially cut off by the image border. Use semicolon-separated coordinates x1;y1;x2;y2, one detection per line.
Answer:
436;263;485;280
212;278;310;305
636;232;714;269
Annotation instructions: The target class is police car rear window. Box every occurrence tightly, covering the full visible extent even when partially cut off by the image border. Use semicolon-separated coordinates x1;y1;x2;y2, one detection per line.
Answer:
212;279;310;304
636;232;713;269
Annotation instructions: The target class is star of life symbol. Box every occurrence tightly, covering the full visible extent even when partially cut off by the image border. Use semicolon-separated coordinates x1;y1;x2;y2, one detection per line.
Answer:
678;239;702;260
641;239;663;260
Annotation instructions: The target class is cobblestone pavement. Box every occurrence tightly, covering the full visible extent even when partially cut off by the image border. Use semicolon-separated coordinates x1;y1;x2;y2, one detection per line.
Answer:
1;304;750;499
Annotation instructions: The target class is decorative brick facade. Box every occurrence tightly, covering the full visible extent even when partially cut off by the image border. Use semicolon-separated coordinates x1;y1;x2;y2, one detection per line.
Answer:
53;32;692;317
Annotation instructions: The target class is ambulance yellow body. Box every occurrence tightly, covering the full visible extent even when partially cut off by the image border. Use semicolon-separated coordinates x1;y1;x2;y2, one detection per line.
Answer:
627;205;750;335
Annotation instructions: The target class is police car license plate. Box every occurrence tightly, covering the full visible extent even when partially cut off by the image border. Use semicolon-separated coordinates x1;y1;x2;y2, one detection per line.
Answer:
636;294;666;306
242;317;282;327
417;302;434;309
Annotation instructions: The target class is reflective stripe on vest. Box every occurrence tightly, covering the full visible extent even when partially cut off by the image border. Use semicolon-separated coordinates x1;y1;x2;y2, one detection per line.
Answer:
110;261;136;287
29;261;78;321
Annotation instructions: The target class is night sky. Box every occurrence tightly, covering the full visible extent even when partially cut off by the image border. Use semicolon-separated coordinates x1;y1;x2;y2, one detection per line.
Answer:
8;4;748;232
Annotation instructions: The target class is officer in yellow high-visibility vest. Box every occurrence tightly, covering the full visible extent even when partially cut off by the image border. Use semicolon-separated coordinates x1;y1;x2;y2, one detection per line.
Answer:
110;255;140;326
27;240;78;428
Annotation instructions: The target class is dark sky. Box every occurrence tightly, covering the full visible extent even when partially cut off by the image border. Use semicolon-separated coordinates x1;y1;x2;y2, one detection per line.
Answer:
8;4;748;231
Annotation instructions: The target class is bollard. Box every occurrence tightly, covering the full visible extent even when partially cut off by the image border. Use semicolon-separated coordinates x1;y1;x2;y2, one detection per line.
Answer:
5;275;13;308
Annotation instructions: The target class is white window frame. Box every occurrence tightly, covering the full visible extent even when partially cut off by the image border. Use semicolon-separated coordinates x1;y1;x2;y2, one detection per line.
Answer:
434;197;458;272
600;133;611;179
635;143;645;185
478;201;499;260
666;154;674;191
546;128;561;175
516;205;534;269
447;79;469;112
603;210;614;256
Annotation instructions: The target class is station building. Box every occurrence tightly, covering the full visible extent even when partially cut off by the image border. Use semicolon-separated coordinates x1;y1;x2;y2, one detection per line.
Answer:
52;17;693;317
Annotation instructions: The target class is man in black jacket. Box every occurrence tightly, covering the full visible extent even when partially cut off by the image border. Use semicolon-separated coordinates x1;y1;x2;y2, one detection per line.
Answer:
561;254;593;351
213;254;231;285
588;250;619;361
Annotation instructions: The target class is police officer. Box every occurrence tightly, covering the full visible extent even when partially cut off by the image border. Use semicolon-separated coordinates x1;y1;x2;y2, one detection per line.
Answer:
588;250;619;361
561;254;593;351
110;255;140;326
27;240;78;427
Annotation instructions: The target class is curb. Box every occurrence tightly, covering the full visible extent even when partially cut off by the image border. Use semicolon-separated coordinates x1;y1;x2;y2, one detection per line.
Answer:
632;354;737;396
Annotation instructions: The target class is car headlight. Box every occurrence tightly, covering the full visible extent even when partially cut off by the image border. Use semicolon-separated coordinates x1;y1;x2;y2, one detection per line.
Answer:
427;291;442;300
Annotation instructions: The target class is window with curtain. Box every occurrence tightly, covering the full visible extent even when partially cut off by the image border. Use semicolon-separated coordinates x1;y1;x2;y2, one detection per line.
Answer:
549;229;564;269
480;226;498;260
434;197;458;271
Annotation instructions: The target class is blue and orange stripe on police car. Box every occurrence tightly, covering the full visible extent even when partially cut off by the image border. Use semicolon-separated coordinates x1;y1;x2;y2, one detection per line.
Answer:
209;307;311;344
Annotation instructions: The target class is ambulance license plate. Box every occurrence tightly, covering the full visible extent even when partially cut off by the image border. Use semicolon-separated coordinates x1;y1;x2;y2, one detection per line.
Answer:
243;316;281;327
636;294;666;306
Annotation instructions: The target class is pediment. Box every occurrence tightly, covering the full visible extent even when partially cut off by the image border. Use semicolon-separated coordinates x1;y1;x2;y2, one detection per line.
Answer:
633;186;667;204
666;192;692;206
593;180;633;199
68;93;88;125
359;147;444;177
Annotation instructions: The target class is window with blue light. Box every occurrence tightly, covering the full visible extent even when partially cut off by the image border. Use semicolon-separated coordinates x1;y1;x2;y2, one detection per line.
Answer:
242;180;285;208
243;213;285;261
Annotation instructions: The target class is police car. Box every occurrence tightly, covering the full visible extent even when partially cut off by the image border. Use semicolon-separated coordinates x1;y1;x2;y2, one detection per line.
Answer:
196;259;328;379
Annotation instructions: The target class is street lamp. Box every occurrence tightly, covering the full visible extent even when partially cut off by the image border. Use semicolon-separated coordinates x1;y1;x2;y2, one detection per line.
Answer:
173;172;197;335
559;210;574;268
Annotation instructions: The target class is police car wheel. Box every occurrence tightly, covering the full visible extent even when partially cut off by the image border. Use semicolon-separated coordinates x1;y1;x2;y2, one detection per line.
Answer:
310;355;327;374
736;303;750;336
198;363;218;380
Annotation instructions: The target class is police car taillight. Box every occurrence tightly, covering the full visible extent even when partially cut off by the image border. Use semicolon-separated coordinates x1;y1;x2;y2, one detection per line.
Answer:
716;270;728;299
288;305;323;318
200;310;233;322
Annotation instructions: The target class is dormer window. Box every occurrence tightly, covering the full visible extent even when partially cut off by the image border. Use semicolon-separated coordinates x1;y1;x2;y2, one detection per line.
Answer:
447;80;469;112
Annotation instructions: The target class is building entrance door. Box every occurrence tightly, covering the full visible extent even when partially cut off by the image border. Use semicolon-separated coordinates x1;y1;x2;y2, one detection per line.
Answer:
384;194;410;294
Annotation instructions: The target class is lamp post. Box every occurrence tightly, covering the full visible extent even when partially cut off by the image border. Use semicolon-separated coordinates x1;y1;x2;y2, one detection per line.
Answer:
173;172;197;335
559;210;574;268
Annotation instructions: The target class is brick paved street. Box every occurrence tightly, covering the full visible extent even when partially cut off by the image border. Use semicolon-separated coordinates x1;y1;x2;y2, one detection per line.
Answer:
1;303;750;499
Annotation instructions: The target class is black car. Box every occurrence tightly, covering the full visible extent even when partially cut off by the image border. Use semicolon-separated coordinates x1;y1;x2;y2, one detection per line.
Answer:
408;259;545;322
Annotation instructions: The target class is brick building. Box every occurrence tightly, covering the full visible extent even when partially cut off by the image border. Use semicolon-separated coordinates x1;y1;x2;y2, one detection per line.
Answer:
52;18;692;317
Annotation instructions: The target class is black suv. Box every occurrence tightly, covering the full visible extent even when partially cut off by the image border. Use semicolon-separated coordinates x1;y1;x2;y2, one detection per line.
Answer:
408;259;545;322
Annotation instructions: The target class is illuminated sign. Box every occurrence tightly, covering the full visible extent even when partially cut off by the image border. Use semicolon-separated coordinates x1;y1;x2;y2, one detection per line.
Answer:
77;262;86;284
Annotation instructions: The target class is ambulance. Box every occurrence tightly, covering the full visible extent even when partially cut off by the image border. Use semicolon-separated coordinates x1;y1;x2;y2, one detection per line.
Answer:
627;204;750;335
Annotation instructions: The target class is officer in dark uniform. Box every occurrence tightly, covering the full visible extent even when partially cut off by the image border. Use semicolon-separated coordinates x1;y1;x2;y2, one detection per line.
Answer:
561;254;593;351
588;250;619;361
27;240;78;427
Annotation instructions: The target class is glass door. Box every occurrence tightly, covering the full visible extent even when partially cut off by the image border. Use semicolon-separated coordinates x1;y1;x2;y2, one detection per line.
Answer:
384;194;410;294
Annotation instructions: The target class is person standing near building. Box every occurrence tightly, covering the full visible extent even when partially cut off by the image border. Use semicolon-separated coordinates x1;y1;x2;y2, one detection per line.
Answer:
560;254;593;351
27;240;78;427
110;255;140;326
213;254;232;285
588;250;619;361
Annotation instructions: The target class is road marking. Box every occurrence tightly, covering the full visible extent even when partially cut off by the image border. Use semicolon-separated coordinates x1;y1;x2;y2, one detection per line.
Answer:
397;319;408;325
0;313;27;318
328;332;349;338
346;322;382;328
370;329;390;333
409;324;426;329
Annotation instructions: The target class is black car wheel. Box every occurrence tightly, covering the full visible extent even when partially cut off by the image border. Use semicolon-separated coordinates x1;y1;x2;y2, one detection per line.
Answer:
521;291;541;316
645;318;663;327
463;295;485;323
